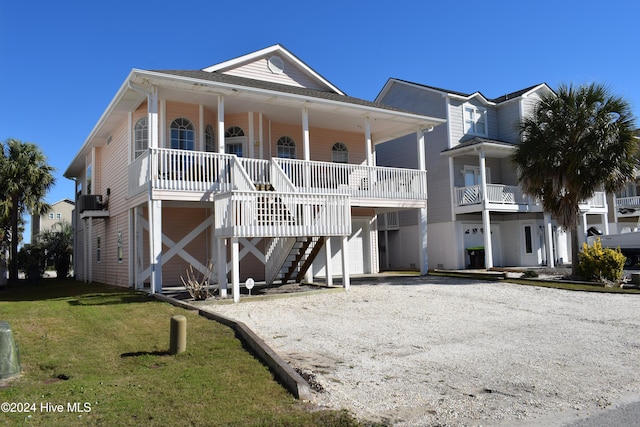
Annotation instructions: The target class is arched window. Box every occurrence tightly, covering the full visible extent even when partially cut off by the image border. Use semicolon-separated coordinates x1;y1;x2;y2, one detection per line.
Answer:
277;136;296;159
205;124;215;152
134;117;148;159
332;142;348;163
224;126;245;137
170;118;195;150
224;126;245;156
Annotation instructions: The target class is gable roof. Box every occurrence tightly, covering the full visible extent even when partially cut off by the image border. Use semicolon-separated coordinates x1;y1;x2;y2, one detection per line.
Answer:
377;79;554;106
202;44;345;95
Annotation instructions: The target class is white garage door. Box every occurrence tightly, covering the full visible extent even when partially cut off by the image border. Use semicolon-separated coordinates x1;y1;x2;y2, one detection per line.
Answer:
313;218;369;277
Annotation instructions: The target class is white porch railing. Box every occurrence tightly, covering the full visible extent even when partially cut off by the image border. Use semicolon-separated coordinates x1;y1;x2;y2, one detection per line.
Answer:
455;184;526;206
274;158;427;200
129;148;428;202
455;185;607;210
214;191;351;238
581;192;606;208
616;196;640;209
265;237;298;286
128;148;255;197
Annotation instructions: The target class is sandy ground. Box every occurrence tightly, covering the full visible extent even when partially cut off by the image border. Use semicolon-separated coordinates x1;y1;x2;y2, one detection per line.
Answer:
199;276;640;426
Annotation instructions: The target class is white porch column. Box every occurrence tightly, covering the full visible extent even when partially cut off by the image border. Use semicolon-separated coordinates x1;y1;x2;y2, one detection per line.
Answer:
544;213;555;268
231;237;240;303
602;213;610;235
217;95;225;153
325;237;333;286
135;207;145;289
258;113;264;160
148;87;158;149
148;199;163;293
479;150;494;269
248;111;254;158
341;235;350;290
217;238;227;298
365;117;373;166
417;128;428;274
199;105;205;151
302;107;310;161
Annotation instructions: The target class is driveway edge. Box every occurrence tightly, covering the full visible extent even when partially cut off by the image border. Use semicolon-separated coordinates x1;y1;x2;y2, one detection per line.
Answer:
152;293;312;401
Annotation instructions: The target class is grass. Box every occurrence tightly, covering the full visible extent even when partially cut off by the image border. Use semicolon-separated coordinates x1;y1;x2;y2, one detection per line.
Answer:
0;279;362;426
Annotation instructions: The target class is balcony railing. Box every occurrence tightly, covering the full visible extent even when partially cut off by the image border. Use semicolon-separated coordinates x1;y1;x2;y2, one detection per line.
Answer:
616;196;640;209
214;191;351;238
455;184;526;206
455;184;606;210
274;158;427;200
129;148;428;203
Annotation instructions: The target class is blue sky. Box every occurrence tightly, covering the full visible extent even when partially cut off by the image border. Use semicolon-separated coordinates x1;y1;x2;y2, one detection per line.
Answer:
1;0;638;243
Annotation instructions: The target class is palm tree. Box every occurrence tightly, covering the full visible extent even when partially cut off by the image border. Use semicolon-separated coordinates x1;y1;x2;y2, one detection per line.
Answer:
513;83;637;275
0;139;55;283
39;220;73;279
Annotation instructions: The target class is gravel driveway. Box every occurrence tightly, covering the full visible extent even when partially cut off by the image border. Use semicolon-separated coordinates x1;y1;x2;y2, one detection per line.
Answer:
201;276;640;426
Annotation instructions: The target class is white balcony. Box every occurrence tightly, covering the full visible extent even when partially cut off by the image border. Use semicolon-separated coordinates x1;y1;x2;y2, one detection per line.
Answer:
454;184;606;213
128;148;427;207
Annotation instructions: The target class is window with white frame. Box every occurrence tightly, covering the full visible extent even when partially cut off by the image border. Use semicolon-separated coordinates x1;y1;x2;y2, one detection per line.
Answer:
170;118;195;150
49;213;54;219
463;104;487;136
134;117;148;159
224;126;245;157
276;136;296;159
463;166;490;186
332;142;348;163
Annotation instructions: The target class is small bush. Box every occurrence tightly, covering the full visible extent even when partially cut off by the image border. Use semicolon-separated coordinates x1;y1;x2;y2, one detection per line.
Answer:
522;270;539;278
577;238;626;283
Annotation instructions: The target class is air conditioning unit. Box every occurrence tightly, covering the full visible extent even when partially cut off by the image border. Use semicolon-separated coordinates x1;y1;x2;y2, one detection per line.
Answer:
78;195;103;213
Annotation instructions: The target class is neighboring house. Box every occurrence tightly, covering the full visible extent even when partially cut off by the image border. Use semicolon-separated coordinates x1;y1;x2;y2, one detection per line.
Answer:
611;130;640;233
63;45;444;298
375;80;610;270
31;198;75;241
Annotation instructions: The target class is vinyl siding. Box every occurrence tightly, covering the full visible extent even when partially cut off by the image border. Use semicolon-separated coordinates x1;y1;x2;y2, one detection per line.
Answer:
496;101;522;143
221;56;328;91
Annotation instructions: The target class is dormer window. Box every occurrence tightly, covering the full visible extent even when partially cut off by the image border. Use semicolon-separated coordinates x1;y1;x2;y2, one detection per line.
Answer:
463;104;487;136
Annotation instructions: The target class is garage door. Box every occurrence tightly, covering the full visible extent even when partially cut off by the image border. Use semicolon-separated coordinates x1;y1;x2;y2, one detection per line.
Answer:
313;218;369;277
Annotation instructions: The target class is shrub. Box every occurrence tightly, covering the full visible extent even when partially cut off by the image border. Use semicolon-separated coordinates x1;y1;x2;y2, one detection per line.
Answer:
522;270;539;278
577;238;626;283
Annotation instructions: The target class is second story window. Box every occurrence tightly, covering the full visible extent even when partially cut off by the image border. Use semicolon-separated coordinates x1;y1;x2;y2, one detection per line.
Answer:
463;104;487;136
134;117;148;159
170;118;195;150
205;124;216;152
277;136;296;159
225;126;245;157
332;142;348;163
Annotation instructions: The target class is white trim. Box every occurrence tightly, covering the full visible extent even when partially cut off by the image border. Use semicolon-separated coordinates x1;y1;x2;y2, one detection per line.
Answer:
462;102;488;137
202;44;346;96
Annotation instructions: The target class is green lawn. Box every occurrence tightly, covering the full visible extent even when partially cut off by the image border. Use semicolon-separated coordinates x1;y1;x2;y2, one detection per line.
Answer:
0;279;359;426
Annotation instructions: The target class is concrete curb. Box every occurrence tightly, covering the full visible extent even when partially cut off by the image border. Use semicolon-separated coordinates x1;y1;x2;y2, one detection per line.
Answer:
152;293;311;401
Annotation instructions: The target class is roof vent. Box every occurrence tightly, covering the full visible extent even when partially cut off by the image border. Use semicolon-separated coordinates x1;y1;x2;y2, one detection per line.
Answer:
267;55;284;74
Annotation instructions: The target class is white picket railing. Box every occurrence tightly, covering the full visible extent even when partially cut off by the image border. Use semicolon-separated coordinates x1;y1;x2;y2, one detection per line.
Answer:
264;236;298;286
274;158;427;200
214;191;351;238
129;148;428;202
455;184;606;210
616;196;640;209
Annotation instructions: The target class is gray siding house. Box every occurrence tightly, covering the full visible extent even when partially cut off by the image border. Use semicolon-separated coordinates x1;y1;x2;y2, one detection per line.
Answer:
375;80;610;270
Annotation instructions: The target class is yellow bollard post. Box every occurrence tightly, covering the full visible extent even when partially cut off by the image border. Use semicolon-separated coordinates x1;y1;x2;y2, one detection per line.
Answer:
169;315;187;354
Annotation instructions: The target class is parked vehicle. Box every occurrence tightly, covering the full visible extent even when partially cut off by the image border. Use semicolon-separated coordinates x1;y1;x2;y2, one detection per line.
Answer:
588;227;640;267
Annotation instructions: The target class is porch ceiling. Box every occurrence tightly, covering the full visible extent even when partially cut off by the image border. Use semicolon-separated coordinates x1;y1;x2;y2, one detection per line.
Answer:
441;138;517;159
136;70;444;143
